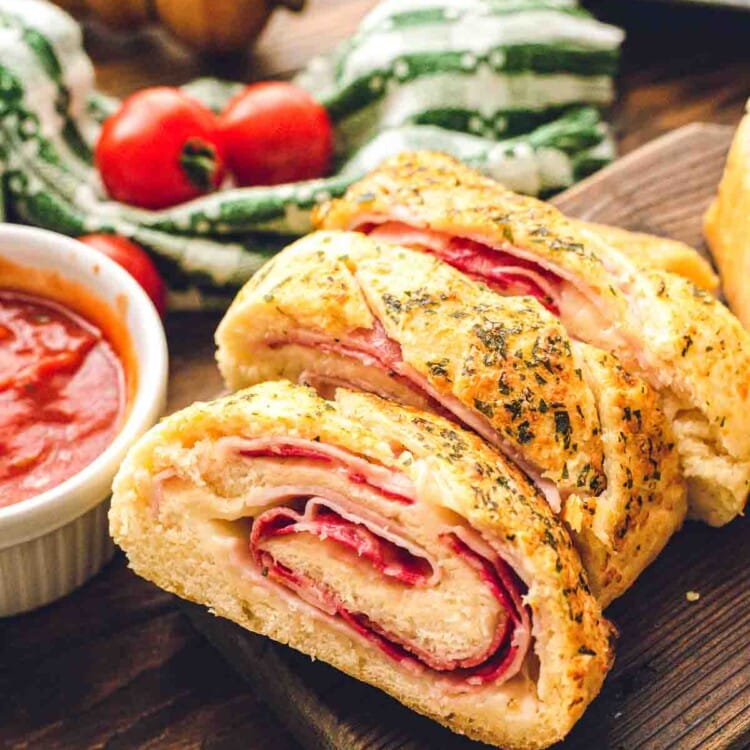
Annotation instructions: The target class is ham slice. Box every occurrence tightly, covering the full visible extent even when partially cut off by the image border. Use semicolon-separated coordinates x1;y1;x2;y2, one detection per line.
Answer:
367;221;561;314
218;435;417;504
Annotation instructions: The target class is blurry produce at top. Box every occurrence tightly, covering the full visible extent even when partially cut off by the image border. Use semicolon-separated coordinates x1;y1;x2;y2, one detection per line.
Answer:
51;0;304;53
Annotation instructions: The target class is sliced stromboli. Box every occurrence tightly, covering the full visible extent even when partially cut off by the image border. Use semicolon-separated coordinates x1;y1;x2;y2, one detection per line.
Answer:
110;381;614;750
314;151;750;526
215;231;686;605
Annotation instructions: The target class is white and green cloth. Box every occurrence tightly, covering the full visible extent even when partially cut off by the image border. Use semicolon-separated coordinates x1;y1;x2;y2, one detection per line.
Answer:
0;0;623;309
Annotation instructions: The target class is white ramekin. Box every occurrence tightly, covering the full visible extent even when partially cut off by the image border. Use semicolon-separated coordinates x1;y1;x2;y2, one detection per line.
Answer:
0;224;168;616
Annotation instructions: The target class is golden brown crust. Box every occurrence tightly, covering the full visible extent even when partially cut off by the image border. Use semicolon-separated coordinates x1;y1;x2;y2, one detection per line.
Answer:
574;220;719;294
564;344;687;606
315;150;750;523
704;102;750;328
217;231;605;497
110;381;614;750
627;269;750;457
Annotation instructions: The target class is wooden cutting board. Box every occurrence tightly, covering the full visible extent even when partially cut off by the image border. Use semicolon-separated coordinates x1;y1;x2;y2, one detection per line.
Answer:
180;123;750;750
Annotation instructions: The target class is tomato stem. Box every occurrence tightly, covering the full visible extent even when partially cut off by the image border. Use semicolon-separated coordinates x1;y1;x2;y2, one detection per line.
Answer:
179;138;219;192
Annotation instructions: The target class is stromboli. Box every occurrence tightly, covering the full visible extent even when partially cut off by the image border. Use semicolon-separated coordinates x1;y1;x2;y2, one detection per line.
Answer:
315;151;750;526
109;381;614;750
215;230;687;605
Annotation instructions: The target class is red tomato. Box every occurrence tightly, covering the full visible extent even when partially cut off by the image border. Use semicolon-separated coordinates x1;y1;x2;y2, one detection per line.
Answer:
78;234;167;316
218;81;333;186
96;87;225;209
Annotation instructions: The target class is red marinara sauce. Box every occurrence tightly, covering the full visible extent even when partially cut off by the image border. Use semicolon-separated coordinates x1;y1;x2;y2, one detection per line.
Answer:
0;289;125;507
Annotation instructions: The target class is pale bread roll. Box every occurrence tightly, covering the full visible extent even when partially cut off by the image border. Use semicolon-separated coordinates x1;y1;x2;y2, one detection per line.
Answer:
705;100;750;328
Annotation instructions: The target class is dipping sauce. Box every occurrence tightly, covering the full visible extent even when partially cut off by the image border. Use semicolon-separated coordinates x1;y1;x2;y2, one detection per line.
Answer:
0;290;125;507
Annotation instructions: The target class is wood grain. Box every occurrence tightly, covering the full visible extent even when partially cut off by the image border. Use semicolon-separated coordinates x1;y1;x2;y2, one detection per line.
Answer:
2;2;750;749
553;122;734;246
181;124;750;750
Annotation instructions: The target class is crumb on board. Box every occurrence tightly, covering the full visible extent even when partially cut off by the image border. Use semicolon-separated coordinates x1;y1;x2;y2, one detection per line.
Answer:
686;591;701;602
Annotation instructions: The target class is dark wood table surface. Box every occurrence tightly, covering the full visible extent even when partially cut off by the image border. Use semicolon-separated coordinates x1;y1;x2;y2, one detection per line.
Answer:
3;2;750;749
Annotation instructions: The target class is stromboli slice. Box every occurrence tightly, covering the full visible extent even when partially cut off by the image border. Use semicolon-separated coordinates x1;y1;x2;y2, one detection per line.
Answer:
217;231;605;510
110;381;614;750
215;231;686;605
315;151;750;525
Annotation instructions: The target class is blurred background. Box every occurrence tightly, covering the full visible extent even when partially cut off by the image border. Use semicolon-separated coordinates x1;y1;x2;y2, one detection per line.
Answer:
77;0;750;154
